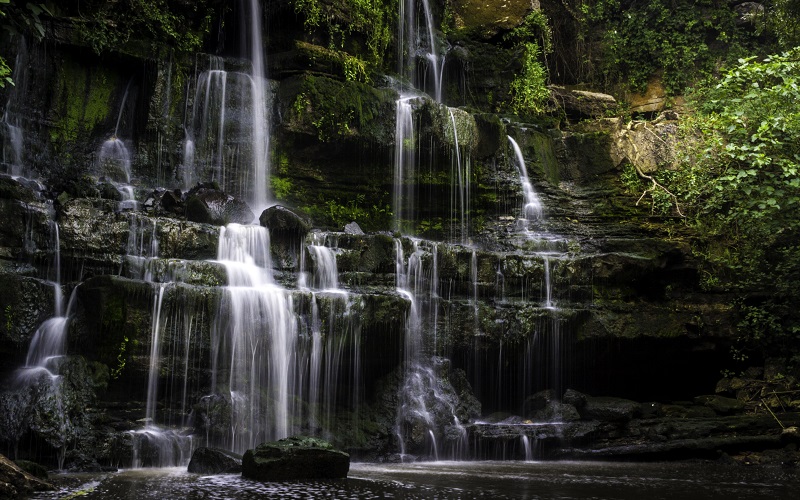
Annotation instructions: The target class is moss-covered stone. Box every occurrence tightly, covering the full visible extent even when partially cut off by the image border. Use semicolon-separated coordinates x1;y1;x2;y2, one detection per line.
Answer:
448;0;536;39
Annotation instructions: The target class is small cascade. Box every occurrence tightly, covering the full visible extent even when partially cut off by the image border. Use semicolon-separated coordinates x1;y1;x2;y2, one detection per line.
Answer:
394;238;465;460
521;434;533;461
300;233;340;291
508;136;543;229
98;79;134;183
397;0;445;101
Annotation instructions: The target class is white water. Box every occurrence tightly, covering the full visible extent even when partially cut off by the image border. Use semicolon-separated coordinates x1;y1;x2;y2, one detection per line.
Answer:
245;0;271;213
508;136;543;227
398;0;444;101
449;109;470;243
393;97;416;232
98;80;134;183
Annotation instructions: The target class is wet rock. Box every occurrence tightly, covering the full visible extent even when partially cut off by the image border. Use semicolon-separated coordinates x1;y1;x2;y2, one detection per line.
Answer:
242;436;350;481
563;389;588;409
12;460;48;480
187;447;242;474
260;205;312;236
0;453;53;499
580;396;641;422
185;187;254;226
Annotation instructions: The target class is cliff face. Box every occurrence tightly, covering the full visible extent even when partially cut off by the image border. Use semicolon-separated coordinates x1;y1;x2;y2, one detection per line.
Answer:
0;1;791;468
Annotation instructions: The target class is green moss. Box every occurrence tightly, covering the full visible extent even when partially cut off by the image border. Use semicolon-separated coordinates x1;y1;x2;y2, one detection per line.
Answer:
51;58;116;145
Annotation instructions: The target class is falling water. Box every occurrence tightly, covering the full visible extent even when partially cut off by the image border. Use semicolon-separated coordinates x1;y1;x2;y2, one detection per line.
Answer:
398;0;444;101
507;136;543;227
1;38;27;177
98;80;134;183
394;97;416;233
243;0;271;212
449;109;471;243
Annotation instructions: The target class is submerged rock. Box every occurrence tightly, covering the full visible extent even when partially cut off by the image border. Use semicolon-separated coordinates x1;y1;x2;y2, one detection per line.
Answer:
242;436;349;481
187;447;242;474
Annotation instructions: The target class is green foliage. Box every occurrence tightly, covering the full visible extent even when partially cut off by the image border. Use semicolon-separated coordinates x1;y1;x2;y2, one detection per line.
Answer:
508;42;549;117
305;192;392;231
768;0;800;49
0;54;11;88
271;176;294;200
579;0;749;94
665;48;800;362
81;0;213;55
292;0;396;67
505;9;553;55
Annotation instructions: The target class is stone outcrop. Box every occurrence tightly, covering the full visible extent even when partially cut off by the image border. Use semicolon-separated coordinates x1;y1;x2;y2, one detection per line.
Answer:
187;447;242;474
242;436;350;481
0;454;52;500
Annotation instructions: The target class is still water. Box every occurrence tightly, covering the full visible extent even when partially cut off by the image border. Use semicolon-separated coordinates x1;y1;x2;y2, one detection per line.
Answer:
34;461;800;499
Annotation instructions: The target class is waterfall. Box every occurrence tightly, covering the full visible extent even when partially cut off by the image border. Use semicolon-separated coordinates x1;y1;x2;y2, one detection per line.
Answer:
98;79;134;183
244;0;271;213
1;38;27;177
507;136;543;228
449;109;470;243
181;0;270;213
398;0;444;101
394;97;416;233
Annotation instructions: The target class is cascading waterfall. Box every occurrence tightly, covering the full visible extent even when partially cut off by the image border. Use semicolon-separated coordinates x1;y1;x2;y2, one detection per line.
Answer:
182;0;270;213
398;0;445;101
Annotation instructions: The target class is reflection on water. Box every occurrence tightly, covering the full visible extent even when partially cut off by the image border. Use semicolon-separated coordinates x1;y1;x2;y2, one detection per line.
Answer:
34;461;800;499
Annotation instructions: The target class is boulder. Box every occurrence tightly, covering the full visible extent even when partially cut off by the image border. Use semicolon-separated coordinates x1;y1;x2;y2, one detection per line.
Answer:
242;436;350;481
259;205;312;236
187;447;242;474
550;86;618;119
0;453;53;499
344;221;364;235
450;0;538;39
185;186;254;226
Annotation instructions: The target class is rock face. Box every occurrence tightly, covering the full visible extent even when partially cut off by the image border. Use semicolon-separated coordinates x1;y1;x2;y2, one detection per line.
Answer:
242;436;350;481
0;454;52;499
187;447;242;474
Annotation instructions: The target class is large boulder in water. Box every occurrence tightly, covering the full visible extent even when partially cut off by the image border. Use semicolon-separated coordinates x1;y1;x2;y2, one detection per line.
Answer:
185;185;254;226
259;205;311;235
187;447;242;474
241;436;349;481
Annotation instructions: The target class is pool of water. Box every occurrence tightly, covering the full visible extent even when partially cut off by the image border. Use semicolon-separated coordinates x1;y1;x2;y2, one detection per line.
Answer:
34;461;800;499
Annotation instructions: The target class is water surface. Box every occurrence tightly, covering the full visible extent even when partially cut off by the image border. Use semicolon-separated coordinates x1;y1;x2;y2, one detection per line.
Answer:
35;460;800;499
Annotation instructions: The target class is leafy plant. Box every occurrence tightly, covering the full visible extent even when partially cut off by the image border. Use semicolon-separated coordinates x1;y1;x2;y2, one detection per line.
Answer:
508;42;550;117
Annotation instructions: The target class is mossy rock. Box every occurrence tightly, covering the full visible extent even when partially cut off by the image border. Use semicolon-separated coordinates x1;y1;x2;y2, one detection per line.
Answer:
278;73;397;145
449;0;536;39
242;436;349;481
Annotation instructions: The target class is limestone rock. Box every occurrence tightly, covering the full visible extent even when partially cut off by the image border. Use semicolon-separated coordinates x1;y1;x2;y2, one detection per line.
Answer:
550;86;618;119
185;186;254;226
187;447;242;474
242;436;350;481
613;118;678;174
450;0;539;39
344;221;364;235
